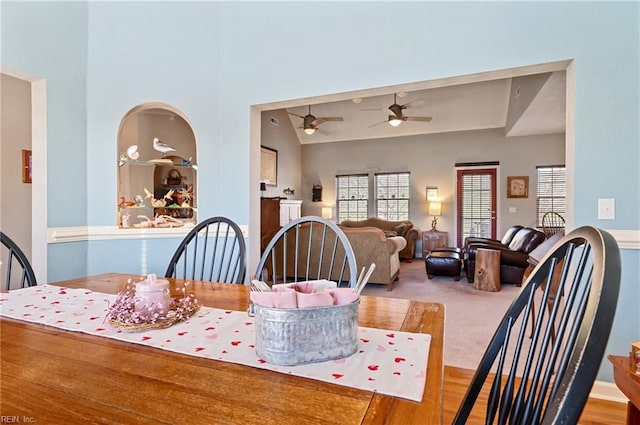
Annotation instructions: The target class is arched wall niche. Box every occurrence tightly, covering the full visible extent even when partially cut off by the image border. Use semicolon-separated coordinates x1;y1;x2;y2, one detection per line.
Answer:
117;102;198;227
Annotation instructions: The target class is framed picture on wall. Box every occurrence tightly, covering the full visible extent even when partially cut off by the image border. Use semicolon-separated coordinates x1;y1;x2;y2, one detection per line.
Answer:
507;176;528;198
260;146;277;186
22;149;32;184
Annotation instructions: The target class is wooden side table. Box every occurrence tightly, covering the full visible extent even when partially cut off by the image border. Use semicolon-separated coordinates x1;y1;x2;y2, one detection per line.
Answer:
474;248;501;292
422;230;448;258
609;354;640;425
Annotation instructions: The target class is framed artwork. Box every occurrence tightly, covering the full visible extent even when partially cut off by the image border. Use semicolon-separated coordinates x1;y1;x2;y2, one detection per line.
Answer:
22;149;32;184
507;176;528;198
426;187;438;202
260;146;278;186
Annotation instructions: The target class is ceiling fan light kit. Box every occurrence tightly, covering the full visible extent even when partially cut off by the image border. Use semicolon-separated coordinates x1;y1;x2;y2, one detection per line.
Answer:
289;105;343;136
362;93;433;128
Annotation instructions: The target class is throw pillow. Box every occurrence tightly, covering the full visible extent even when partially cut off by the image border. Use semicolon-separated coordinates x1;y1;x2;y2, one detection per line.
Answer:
393;224;409;237
383;230;398;238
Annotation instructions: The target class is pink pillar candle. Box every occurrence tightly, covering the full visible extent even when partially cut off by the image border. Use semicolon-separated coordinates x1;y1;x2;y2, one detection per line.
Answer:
135;274;171;314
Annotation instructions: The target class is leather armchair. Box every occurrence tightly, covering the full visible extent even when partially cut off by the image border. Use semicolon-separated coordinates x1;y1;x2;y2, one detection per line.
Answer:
464;227;546;285
463;225;523;254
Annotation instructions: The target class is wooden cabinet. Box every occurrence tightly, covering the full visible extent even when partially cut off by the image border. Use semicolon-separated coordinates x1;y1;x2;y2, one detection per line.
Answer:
279;200;303;226
261;198;281;251
422;230;448;258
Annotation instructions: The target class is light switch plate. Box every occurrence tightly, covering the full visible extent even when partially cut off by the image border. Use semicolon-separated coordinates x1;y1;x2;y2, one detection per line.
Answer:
598;198;615;220
509;207;517;213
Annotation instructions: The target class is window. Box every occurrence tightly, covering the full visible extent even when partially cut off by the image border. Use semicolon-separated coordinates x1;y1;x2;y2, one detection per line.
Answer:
375;172;410;221
536;165;566;226
336;174;368;222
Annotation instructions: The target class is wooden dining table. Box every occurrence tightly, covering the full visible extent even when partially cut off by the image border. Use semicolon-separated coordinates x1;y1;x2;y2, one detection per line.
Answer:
0;273;444;424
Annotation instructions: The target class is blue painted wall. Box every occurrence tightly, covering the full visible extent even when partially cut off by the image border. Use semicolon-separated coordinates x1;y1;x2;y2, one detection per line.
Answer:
2;1;638;383
2;1;89;279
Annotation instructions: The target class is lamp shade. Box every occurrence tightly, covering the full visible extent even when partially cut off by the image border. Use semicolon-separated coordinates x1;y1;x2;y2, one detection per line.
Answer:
321;207;333;219
428;201;442;216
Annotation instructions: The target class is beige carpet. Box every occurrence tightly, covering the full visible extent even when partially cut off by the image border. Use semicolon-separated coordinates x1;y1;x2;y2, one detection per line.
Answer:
360;259;521;371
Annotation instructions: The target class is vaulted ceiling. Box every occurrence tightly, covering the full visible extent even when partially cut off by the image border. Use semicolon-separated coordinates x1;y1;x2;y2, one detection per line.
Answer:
285;71;566;145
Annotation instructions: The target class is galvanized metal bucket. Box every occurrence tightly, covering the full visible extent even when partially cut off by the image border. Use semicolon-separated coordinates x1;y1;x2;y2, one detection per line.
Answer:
249;301;359;366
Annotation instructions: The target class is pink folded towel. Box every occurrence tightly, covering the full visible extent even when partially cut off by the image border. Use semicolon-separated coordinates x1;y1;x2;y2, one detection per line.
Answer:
273;282;315;294
296;291;335;308
250;289;298;309
251;281;357;309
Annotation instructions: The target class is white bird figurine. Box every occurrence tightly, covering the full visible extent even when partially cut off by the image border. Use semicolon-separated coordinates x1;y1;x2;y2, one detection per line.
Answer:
163;189;175;201
153;137;176;157
151;198;167;208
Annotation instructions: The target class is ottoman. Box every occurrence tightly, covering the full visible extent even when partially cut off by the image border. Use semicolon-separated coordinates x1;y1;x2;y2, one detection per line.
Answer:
425;248;462;281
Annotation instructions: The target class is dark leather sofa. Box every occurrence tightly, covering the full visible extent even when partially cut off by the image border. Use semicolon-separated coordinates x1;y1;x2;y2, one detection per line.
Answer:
464;226;546;286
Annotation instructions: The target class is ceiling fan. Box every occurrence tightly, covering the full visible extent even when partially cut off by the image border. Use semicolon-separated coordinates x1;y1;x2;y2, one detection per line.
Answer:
367;93;433;128
289;105;343;135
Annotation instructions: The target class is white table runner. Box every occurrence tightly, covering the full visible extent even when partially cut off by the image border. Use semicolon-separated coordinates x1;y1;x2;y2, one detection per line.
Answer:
0;284;430;402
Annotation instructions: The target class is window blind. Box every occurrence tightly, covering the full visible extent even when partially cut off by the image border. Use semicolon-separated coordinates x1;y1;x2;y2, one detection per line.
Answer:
536;165;566;226
375;172;410;221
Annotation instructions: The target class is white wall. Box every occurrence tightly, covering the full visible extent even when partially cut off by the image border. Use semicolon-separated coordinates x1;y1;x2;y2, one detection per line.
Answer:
0;74;32;259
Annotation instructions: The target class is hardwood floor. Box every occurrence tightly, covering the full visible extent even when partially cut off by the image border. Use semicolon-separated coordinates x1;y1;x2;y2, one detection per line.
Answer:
443;366;627;424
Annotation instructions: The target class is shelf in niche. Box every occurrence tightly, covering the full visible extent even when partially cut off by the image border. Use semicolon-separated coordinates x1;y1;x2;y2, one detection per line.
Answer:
118;159;198;169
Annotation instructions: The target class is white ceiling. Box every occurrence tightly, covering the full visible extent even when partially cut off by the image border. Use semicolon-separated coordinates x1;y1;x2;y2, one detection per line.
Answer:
285;71;566;144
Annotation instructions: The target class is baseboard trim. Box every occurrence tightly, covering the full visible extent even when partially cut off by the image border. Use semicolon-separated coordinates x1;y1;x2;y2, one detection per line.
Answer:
590;379;627;404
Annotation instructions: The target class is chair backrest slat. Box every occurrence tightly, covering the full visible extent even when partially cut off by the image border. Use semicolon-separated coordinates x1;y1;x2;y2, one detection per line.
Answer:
1;232;37;290
165;217;246;284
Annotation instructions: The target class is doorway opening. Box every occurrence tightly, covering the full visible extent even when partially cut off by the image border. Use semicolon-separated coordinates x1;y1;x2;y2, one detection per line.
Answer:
0;66;47;283
249;61;574;273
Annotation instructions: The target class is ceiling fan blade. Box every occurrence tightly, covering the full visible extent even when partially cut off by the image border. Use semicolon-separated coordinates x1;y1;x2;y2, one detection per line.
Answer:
359;108;383;112
315;127;330;136
405;116;433;122
288;112;305;119
368;120;388;128
312;117;343;126
402;98;427;108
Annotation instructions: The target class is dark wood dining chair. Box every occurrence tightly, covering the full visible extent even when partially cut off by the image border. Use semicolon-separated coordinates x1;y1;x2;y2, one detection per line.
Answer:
165;216;246;284
541;211;566;238
453;226;621;425
1;231;37;290
255;216;358;288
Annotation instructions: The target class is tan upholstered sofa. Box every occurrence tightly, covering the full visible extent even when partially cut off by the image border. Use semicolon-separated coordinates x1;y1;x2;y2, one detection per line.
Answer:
341;226;406;290
340;218;419;261
266;223;405;291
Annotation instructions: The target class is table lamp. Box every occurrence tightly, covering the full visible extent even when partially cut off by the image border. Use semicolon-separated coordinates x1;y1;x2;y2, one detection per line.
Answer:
428;201;442;231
